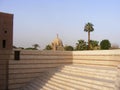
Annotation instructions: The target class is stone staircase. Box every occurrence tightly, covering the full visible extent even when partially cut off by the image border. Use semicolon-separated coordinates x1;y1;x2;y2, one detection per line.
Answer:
19;64;118;90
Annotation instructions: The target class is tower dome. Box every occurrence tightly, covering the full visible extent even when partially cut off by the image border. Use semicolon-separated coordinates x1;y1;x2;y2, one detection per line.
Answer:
51;34;64;51
52;34;63;46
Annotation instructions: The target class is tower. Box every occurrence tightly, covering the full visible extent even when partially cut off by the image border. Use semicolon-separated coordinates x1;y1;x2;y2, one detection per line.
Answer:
51;34;64;51
0;12;13;50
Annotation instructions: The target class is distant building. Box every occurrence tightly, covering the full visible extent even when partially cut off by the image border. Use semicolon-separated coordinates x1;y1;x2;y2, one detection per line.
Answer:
51;34;64;51
0;12;13;50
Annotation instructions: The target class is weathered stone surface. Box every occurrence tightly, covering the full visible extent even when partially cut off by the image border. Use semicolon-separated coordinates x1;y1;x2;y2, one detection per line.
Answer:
1;50;120;90
19;64;117;90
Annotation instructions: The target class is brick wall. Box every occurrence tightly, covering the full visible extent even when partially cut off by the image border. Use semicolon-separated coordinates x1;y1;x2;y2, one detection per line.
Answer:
0;12;13;50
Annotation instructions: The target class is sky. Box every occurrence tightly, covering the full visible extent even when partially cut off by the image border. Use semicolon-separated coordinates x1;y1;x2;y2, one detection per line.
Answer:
0;0;120;49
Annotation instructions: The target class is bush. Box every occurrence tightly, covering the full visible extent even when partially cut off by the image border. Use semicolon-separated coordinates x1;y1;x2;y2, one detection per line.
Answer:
45;45;52;50
64;45;74;51
100;39;111;50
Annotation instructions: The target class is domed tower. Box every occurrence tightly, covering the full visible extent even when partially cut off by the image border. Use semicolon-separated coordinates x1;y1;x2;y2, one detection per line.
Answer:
51;34;64;51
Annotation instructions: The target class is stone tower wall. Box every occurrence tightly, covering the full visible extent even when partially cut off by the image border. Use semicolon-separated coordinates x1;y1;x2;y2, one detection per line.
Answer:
0;12;13;50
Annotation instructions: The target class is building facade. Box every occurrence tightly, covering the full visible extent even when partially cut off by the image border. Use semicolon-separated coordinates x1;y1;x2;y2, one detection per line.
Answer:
0;12;13;50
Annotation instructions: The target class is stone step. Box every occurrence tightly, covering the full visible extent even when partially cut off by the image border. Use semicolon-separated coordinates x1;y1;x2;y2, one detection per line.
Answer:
46;65;116;89
18;72;49;90
49;76;98;90
36;77;62;90
39;73;73;90
50;73;114;90
62;65;117;74
60;68;116;81
22;72;63;90
41;70;115;89
19;64;117;90
40;84;55;90
63;64;117;74
61;65;117;78
51;72;115;89
26;72;89;90
45;78;82;90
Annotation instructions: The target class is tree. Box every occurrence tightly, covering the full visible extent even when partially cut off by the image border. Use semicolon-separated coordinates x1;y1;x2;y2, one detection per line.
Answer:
25;47;35;50
90;40;99;50
32;44;40;50
45;45;52;50
84;22;94;50
100;39;111;50
18;47;24;49
75;40;87;50
64;45;74;51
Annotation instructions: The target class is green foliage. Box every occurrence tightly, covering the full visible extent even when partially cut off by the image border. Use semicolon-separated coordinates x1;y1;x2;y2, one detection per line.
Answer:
45;45;52;50
90;40;99;50
13;46;24;49
64;45;74;51
100;39;111;50
75;40;87;50
84;22;94;50
84;22;94;32
25;47;37;50
32;44;40;50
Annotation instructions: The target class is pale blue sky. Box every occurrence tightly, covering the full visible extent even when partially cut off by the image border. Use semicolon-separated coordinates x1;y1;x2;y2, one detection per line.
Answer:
0;0;120;49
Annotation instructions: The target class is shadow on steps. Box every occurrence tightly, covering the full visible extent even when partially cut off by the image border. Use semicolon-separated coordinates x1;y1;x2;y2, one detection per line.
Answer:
19;64;118;90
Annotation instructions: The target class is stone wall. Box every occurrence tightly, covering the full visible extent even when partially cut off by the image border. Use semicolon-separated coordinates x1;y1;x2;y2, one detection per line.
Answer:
8;50;72;90
116;65;120;90
1;50;120;90
72;50;120;89
0;50;12;90
72;50;120;67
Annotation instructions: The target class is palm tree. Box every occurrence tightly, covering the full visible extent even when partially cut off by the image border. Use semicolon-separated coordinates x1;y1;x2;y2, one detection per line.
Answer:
84;22;94;50
76;40;87;50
